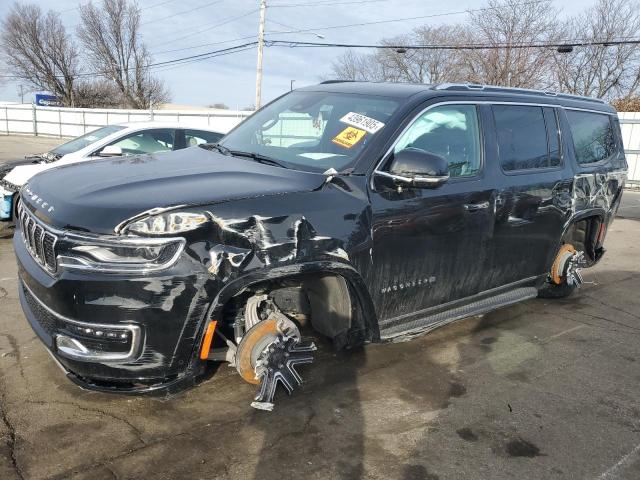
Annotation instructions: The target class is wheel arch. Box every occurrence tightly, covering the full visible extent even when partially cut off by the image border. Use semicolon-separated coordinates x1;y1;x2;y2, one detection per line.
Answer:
558;208;607;266
204;261;380;348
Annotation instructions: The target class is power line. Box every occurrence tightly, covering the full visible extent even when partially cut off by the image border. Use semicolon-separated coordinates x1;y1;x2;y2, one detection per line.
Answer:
150;44;257;73
270;0;390;7
0;42;258;80
149;8;259;48
58;0;180;14
153;34;259;55
266;38;640;51
149;0;541;56
141;0;225;26
262;0;547;35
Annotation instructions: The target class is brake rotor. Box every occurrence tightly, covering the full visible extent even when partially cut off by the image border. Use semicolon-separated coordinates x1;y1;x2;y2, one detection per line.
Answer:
550;244;577;285
236;318;282;384
235;312;304;383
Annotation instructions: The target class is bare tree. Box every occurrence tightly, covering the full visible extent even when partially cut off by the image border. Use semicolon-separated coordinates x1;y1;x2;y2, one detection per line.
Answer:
77;0;169;108
552;0;640;100
1;3;79;105
74;79;122;108
330;49;385;81
461;0;559;88
330;26;466;83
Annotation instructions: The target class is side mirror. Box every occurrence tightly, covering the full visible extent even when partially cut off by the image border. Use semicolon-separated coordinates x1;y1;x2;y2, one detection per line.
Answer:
376;148;449;189
98;145;123;157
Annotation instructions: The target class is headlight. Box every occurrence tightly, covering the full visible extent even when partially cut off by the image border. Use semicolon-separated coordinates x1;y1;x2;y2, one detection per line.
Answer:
58;234;185;273
124;211;209;235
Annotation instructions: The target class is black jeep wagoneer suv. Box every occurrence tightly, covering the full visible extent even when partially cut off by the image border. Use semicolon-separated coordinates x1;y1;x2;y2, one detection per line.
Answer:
15;82;627;410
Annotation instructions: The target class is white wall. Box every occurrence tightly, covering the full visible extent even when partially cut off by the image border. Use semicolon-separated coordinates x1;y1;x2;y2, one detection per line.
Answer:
0;103;252;138
617;113;640;183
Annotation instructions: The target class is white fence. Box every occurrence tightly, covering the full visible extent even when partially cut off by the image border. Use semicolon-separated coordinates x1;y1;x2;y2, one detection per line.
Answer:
1;102;639;183
618;114;640;184
0;103;252;138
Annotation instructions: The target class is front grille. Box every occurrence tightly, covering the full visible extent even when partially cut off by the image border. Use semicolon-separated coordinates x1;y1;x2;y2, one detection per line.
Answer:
17;201;58;273
22;281;59;336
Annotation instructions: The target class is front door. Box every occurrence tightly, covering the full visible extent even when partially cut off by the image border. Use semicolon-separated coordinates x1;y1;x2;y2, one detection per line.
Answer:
368;103;496;325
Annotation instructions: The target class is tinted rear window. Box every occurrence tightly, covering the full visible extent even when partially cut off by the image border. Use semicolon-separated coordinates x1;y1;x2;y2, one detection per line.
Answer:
566;110;616;165
494;105;559;171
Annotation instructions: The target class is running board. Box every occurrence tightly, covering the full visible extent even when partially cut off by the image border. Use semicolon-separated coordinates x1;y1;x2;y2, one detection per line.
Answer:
380;287;538;340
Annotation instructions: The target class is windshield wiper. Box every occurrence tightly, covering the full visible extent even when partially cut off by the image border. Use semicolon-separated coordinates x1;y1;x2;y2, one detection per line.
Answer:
207;143;232;156
227;150;288;169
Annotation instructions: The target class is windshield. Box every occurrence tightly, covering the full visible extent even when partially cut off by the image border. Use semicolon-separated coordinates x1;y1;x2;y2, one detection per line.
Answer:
219;91;400;173
50;125;126;157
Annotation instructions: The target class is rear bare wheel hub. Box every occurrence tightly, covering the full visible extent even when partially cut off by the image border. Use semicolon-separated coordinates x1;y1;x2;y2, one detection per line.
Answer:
550;244;585;287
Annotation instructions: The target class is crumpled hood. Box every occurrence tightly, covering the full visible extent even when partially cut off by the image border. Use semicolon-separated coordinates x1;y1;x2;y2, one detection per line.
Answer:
1;156;45;179
21;146;326;234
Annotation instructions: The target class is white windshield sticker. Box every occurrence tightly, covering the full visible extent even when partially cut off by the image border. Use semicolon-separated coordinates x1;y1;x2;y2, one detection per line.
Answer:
340;112;385;134
297;152;346;160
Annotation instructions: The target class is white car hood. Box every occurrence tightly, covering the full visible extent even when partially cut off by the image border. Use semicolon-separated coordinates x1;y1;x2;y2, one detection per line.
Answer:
4;154;79;187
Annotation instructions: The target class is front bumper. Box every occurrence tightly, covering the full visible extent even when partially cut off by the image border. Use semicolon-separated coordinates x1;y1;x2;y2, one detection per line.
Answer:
15;231;216;394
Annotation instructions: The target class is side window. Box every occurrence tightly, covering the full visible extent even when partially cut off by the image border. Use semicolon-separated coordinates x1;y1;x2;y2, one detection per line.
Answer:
106;128;175;155
184;129;223;147
393;104;481;178
494;105;557;171
565;110;616;165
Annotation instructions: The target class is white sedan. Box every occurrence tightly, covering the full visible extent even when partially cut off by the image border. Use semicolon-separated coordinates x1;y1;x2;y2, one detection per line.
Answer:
0;122;223;235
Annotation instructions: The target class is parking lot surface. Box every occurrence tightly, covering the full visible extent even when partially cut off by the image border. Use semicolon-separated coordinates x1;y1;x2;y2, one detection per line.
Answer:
0;136;639;479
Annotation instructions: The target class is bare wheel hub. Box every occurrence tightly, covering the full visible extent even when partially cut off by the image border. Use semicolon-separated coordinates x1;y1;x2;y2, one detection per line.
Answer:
551;244;586;287
235;312;316;411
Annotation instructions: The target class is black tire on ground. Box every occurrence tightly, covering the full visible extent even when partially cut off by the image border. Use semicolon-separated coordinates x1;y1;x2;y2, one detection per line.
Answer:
0;221;15;239
537;280;577;299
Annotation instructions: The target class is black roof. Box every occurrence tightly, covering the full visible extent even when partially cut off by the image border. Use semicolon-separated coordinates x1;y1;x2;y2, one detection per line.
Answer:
299;81;616;113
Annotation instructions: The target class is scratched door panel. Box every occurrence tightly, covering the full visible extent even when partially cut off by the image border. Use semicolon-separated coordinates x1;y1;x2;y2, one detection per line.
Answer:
369;181;495;322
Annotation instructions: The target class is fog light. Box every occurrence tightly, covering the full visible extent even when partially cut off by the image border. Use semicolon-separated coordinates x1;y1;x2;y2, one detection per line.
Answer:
70;324;130;341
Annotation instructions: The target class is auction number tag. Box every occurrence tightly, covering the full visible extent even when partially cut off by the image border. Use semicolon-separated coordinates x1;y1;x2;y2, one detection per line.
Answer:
340;112;385;134
332;127;367;149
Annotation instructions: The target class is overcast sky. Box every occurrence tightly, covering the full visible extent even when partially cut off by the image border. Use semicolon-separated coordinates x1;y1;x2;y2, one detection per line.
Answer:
0;0;592;108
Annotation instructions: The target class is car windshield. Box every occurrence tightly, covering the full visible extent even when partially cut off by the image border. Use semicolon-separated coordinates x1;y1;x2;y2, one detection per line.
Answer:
219;91;400;173
50;125;127;157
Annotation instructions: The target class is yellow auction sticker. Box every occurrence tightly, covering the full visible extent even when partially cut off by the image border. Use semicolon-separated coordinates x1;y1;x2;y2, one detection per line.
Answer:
332;126;366;149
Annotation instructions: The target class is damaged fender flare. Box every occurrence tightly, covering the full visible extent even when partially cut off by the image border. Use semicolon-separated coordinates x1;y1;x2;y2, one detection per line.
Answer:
554;208;607;266
193;261;380;359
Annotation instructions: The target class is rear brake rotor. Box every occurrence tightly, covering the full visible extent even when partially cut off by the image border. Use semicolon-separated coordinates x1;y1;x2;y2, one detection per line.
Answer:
550;243;586;286
550;244;577;285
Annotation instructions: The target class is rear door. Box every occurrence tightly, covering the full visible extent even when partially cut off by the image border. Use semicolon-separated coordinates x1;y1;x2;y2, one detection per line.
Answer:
484;104;570;289
368;102;496;323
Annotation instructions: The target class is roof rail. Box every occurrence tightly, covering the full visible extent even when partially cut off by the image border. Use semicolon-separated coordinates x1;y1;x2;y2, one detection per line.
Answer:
319;80;357;84
432;83;606;104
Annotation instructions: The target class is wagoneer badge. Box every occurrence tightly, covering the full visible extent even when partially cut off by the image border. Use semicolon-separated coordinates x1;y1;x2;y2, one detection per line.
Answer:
23;186;55;213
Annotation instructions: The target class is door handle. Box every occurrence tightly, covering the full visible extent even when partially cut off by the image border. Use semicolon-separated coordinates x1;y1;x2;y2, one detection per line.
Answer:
464;201;490;212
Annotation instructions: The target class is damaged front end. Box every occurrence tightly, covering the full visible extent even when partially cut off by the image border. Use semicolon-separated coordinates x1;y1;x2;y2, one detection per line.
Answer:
15;170;375;407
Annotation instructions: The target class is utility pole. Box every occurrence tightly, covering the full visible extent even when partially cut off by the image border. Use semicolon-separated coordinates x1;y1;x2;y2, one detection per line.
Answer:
255;0;267;110
290;80;295;91
18;85;24;104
